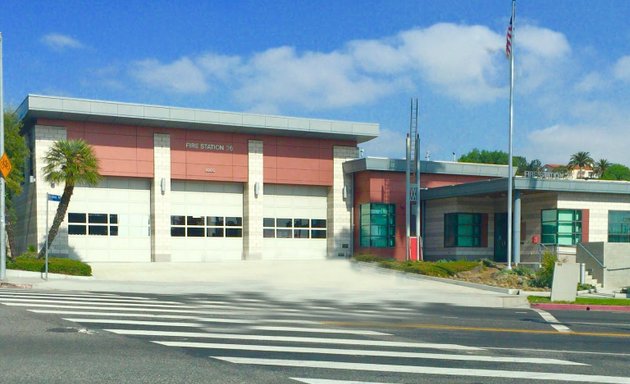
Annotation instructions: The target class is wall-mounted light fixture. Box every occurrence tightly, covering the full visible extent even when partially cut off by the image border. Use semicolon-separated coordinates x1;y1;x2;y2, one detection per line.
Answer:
254;182;260;198
342;185;348;200
160;178;166;195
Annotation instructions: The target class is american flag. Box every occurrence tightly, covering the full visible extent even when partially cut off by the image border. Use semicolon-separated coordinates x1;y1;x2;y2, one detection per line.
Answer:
505;16;513;59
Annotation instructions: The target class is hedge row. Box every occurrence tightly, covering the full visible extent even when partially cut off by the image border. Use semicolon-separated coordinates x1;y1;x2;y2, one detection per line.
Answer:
354;254;479;278
7;255;92;276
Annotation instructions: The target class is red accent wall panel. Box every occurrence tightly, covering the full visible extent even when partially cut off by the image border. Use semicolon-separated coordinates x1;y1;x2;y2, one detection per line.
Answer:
263;137;354;186
582;209;590;243
353;170;499;261
37;118;354;186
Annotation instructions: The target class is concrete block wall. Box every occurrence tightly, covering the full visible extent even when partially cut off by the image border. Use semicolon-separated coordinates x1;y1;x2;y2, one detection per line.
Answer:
558;192;630;242
151;133;171;262
327;146;358;258
423;196;496;261
34;125;68;256
244;140;264;260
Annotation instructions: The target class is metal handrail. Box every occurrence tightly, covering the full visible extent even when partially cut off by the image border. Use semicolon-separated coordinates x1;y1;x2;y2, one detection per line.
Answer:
577;242;606;269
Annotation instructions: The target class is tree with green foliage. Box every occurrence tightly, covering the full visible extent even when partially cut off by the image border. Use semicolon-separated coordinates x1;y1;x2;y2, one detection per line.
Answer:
567;151;594;178
593;159;611;178
568;151;594;169
4;111;30;260
601;164;630;181
38;139;101;259
458;148;509;164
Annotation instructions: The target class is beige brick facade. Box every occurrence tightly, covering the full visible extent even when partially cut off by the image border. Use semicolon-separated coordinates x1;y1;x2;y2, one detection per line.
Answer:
327;146;358;258
244;140;264;260
151;133;171;262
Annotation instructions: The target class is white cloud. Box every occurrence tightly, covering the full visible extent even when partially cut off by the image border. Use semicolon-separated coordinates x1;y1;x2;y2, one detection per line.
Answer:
197;53;241;81
574;72;608;93
524;123;630;165
613;55;630;81
41;33;84;51
359;128;406;159
130;57;208;93
236;46;398;111
398;24;505;103
119;22;572;112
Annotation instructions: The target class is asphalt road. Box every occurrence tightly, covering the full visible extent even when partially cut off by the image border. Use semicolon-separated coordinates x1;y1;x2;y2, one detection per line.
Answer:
1;288;629;384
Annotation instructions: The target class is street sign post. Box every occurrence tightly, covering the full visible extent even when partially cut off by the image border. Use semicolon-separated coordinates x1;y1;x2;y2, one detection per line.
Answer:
45;193;62;280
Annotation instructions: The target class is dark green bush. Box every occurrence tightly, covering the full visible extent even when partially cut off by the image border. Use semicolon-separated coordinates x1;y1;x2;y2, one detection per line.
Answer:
7;255;92;276
532;251;557;288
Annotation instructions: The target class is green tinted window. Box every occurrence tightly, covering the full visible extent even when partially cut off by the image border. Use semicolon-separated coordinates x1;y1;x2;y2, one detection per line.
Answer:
444;213;484;248
359;203;395;248
608;211;630;242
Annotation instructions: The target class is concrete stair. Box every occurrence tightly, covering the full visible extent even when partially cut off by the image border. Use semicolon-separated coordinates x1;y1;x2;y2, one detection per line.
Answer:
583;269;603;290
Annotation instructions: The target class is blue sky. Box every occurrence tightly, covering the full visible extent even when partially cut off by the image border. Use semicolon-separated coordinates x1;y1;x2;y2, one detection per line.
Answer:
2;0;629;165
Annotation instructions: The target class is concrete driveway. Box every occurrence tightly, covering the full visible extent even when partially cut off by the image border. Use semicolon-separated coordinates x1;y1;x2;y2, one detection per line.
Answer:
4;259;527;308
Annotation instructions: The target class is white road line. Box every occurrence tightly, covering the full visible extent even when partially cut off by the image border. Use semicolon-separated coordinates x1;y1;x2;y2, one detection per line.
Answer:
214;357;630;383
154;341;584;365
0;290;150;300
104;329;484;351
248;326;390;336
29;310;255;323
262;319;319;325
292;379;387;384
0;293;181;304
0;297;194;309
63;318;203;327
532;308;572;333
1;302;210;314
486;346;630;357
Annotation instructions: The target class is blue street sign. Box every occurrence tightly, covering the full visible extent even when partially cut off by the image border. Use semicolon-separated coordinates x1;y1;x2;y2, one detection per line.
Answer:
48;194;61;202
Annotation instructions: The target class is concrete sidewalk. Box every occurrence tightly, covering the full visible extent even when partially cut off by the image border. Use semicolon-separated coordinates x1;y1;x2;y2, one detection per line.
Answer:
2;259;528;308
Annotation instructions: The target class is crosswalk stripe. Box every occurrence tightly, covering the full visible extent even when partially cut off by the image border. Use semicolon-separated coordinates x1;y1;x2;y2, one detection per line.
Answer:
0;297;195;309
0;289;151;300
30;310;255;323
214;357;630;383
63;318;203;327
154;341;584;365
0;293;181;304
105;329;483;351
248;326;390;336
533;308;572;333
1;302;210;313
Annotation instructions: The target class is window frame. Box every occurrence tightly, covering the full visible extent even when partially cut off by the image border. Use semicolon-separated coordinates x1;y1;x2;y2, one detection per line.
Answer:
359;203;395;248
444;213;484;248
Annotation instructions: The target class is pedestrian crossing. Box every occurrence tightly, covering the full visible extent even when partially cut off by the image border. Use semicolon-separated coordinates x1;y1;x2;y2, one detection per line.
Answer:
1;288;629;384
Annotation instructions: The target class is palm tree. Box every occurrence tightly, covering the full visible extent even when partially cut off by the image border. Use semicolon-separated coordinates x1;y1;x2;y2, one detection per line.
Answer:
38;139;101;258
594;159;611;178
567;151;594;179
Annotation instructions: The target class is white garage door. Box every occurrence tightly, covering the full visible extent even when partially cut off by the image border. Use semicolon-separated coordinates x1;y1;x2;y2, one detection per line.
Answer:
263;184;328;260
170;181;244;262
67;177;151;262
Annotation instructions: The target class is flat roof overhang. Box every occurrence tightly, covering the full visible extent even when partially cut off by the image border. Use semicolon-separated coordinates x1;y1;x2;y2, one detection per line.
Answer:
18;95;379;143
343;157;510;178
421;177;630;200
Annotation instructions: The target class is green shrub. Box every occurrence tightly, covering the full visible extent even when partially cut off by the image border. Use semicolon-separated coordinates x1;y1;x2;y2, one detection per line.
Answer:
7;255;92;276
353;253;393;263
532;251;557;288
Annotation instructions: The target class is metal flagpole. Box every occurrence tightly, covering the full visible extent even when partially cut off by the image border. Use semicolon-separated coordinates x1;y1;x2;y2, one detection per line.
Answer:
507;0;516;269
415;133;421;261
45;194;49;280
0;33;6;280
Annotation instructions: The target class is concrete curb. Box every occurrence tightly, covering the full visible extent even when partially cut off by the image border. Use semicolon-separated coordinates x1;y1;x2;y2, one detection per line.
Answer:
5;269;94;281
531;303;630;312
350;261;519;295
0;282;33;289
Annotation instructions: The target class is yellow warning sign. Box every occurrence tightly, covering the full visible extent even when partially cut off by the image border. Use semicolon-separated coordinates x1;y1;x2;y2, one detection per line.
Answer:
0;153;12;179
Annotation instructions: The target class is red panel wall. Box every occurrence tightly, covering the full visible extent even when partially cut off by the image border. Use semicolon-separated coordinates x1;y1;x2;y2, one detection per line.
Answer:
353;170;498;260
37;119;354;185
264;137;351;186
